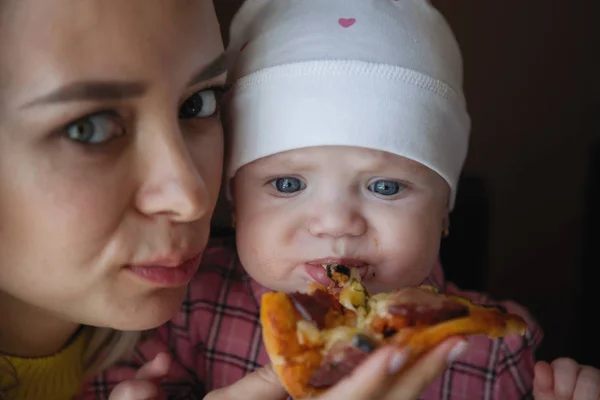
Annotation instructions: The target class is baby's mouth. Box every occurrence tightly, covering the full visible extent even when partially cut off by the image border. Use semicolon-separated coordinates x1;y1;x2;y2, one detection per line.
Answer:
305;259;371;288
321;263;369;287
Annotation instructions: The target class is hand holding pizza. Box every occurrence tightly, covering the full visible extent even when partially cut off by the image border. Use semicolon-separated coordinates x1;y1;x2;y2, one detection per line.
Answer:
533;358;600;400
204;337;467;400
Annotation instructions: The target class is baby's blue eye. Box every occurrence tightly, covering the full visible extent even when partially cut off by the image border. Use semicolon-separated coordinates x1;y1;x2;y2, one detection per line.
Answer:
65;113;123;144
272;177;306;193
368;180;403;196
179;89;219;119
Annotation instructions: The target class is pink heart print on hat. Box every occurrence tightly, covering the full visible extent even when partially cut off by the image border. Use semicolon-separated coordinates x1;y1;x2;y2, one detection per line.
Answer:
338;17;356;27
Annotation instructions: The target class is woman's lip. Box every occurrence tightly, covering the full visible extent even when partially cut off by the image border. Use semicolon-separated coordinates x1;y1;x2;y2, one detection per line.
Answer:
126;253;202;287
131;251;203;268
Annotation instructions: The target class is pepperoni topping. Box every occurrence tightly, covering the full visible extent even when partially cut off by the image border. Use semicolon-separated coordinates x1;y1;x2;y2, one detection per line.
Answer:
387;301;469;325
289;290;337;329
308;344;371;388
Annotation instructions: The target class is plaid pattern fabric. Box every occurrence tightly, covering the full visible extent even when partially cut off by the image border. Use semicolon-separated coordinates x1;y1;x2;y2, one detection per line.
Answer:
77;237;543;399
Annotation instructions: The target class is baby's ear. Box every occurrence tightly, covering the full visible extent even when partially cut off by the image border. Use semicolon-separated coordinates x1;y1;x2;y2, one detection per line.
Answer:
442;216;450;238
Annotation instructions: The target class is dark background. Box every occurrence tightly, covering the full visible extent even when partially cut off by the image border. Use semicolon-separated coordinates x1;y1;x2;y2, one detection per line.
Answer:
212;0;598;366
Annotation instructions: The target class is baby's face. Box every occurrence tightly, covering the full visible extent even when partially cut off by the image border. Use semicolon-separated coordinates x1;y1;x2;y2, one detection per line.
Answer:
232;146;449;294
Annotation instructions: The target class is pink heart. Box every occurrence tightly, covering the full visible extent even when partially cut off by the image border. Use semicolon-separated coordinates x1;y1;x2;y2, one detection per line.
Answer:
338;18;356;28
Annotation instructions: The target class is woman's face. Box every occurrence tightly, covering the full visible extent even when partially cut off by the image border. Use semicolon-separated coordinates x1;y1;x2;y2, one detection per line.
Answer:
0;0;225;330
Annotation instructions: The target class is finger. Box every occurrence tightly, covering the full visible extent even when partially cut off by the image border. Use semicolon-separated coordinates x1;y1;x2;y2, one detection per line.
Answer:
134;352;172;381
572;365;600;400
204;364;288;400
551;358;580;400
533;361;555;395
315;345;412;400
108;380;158;400
381;338;468;400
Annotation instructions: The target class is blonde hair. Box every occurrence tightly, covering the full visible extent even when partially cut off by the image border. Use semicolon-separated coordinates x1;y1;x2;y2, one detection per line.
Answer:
83;328;142;377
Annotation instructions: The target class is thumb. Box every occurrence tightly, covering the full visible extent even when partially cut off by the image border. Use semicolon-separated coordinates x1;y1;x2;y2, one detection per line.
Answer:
135;352;172;381
381;338;467;400
205;364;289;400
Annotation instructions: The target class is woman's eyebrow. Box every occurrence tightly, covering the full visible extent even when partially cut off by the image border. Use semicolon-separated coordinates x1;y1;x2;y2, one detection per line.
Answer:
20;52;227;108
22;81;146;108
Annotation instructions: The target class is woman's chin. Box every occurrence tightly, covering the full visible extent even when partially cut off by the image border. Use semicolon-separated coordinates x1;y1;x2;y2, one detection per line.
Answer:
98;286;188;331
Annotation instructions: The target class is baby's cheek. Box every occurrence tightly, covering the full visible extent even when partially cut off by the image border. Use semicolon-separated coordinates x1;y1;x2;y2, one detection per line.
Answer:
374;234;438;288
238;251;281;290
372;262;432;293
236;229;277;278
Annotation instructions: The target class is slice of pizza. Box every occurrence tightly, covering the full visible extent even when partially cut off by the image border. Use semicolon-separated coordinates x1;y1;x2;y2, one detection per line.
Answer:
260;264;527;399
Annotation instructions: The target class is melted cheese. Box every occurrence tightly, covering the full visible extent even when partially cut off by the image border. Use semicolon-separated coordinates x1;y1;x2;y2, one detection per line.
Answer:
297;319;362;352
297;320;323;345
366;292;395;322
271;354;287;365
297;266;452;354
339;279;368;311
322;326;359;351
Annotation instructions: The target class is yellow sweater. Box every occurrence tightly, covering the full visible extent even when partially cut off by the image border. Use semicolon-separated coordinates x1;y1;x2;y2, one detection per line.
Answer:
0;331;88;400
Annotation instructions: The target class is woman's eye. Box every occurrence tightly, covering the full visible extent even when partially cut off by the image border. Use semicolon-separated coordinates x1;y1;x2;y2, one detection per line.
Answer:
271;177;306;194
368;180;404;196
179;89;219;119
64;113;123;144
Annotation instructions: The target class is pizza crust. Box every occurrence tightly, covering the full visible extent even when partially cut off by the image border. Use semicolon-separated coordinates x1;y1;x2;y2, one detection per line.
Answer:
261;292;328;398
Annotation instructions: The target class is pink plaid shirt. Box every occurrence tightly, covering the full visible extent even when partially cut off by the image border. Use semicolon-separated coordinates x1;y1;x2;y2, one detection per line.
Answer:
78;237;543;399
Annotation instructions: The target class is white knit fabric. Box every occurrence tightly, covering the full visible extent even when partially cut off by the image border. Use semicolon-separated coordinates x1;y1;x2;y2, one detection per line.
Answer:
225;0;471;207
